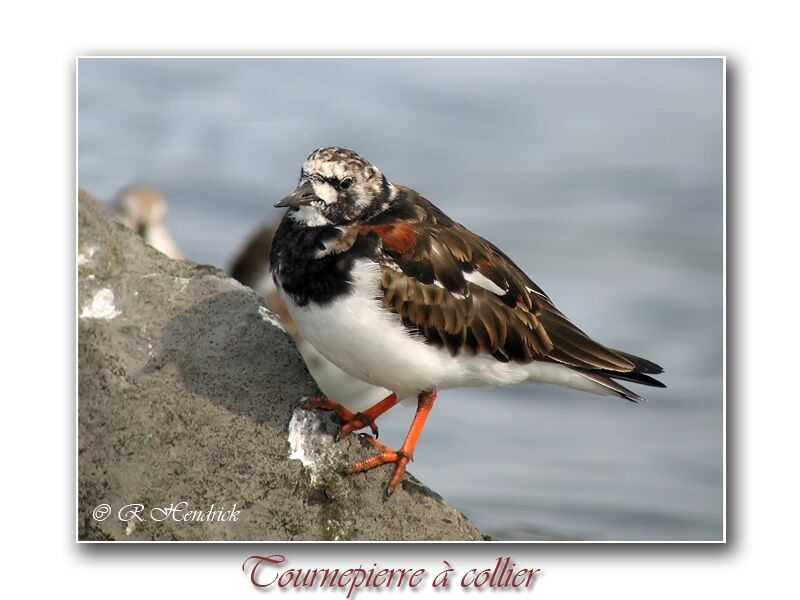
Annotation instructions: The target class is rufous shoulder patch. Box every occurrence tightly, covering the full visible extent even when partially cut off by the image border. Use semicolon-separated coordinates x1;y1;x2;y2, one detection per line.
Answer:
360;222;418;254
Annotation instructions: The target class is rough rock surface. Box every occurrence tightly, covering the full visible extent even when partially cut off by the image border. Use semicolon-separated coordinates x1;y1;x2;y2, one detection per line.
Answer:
77;190;483;541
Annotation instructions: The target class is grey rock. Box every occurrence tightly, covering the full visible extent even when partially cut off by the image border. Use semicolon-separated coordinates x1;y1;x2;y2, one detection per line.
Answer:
77;189;484;541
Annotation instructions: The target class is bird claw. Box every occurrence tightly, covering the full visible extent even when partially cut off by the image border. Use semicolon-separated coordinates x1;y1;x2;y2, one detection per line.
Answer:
350;412;379;438
302;396;378;440
343;437;410;498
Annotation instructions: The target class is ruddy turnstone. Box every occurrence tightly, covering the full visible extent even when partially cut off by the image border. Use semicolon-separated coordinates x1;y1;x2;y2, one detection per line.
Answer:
110;184;184;260
271;147;665;497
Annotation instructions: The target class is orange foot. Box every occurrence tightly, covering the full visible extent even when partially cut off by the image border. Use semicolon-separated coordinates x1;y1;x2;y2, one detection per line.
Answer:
346;437;413;498
302;393;398;439
303;390;437;497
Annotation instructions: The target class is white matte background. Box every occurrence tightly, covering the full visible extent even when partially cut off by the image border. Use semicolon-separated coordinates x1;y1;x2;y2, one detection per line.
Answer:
2;0;794;596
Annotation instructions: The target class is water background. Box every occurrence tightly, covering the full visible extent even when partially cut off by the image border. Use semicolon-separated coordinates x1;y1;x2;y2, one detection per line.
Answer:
78;58;723;541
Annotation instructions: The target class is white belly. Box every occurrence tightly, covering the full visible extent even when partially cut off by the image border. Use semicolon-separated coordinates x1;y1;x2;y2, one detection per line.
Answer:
280;259;610;400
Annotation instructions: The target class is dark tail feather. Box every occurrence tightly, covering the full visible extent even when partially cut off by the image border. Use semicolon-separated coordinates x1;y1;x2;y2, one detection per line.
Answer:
610;349;664;374
600;370;666;388
578;351;666;402
579;371;646;403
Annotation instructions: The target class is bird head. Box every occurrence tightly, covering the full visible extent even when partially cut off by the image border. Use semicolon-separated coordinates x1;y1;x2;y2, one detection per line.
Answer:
112;184;168;233
275;147;391;226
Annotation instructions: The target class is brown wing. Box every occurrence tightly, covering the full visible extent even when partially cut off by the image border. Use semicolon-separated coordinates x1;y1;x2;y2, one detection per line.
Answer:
358;186;644;374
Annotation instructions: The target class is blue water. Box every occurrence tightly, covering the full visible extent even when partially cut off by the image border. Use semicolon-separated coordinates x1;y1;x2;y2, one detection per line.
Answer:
78;58;723;541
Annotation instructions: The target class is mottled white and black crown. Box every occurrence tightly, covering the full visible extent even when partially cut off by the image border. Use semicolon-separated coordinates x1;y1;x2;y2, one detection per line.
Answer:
275;147;392;226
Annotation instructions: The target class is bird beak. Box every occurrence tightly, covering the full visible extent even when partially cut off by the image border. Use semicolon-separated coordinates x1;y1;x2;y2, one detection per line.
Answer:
274;181;318;208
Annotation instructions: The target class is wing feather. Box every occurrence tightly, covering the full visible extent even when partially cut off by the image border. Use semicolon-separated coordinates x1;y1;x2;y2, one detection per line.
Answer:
358;187;663;387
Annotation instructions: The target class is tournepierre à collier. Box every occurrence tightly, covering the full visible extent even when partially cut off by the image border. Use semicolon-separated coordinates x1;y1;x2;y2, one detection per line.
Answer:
270;147;664;497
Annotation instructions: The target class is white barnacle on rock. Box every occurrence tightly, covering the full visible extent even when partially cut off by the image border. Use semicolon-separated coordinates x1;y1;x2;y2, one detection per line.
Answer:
173;277;190;296
77;245;97;266
288;406;333;483
125;519;137;536
80;288;121;320
258;305;286;333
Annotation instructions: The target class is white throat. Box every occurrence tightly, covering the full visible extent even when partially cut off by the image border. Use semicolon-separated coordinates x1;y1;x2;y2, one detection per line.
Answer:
289;205;330;227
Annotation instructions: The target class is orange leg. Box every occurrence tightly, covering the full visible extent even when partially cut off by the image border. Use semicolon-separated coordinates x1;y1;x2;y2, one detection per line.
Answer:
303;393;399;438
346;390;437;498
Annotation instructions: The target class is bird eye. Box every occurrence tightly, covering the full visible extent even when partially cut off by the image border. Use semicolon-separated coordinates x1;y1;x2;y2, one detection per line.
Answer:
340;177;353;190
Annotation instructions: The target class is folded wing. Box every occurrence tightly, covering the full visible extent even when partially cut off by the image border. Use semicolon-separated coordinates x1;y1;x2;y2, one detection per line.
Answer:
357;187;664;400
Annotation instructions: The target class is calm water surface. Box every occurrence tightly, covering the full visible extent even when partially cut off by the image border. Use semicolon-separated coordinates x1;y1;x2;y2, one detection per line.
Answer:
78;58;723;541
